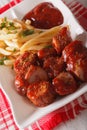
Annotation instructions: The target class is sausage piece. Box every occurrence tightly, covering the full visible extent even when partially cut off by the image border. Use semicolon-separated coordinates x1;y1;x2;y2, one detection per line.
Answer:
27;81;57;107
14;51;39;74
25;65;48;83
62;40;87;81
43;56;66;79
52;72;77;95
15;74;29;96
52;27;72;55
37;47;57;60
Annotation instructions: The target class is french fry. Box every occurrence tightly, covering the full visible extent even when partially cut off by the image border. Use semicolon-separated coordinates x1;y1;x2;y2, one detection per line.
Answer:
0;17;65;66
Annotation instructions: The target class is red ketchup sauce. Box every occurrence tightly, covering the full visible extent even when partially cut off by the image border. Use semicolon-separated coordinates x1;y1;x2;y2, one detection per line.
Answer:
23;2;64;29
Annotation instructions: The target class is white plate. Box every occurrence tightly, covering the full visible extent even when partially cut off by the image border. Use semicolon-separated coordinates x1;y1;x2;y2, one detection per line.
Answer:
0;0;87;129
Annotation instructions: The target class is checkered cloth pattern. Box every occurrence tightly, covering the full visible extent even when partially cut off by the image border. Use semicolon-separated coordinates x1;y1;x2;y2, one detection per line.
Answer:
0;0;87;130
0;0;22;14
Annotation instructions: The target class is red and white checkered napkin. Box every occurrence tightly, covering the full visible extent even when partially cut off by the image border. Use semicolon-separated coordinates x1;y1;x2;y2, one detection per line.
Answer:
0;1;87;130
0;0;22;14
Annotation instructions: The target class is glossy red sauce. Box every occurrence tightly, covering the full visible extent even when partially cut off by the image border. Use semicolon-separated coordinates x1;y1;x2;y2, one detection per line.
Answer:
23;2;64;29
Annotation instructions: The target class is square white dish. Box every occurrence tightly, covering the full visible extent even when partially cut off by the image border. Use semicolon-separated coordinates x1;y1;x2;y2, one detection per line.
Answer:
0;0;87;128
